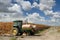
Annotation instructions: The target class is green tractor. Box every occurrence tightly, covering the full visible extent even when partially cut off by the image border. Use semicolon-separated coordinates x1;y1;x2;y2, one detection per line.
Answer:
12;20;23;36
12;20;35;36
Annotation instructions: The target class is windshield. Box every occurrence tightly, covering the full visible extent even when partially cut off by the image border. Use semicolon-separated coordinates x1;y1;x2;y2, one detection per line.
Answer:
13;22;18;26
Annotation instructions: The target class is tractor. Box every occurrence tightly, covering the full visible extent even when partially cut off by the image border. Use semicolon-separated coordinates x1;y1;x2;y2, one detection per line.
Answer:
12;20;35;36
12;20;23;36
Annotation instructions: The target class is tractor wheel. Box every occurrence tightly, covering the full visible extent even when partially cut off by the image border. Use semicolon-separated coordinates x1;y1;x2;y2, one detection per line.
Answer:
29;30;35;35
18;30;23;36
12;27;18;36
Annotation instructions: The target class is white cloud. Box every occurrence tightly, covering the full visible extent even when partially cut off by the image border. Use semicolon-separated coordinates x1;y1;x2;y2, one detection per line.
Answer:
39;0;55;10
0;0;26;22
51;18;56;22
53;15;60;18
25;12;59;26
16;0;24;2
25;12;46;23
38;0;60;26
44;10;53;16
31;0;57;17
0;12;25;22
0;1;12;12
12;0;32;11
20;1;31;11
32;2;39;8
0;0;11;4
38;0;55;16
8;4;24;19
0;12;11;22
52;12;60;18
8;4;22;13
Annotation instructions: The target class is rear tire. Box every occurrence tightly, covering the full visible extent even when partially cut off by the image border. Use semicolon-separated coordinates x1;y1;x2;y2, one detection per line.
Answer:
19;30;23;36
12;27;18;36
29;31;35;35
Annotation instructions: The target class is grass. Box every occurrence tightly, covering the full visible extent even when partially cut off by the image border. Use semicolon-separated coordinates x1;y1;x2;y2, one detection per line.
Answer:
10;37;17;40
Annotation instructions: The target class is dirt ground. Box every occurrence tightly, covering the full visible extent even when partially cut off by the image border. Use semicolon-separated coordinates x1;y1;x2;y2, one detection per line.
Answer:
0;36;43;40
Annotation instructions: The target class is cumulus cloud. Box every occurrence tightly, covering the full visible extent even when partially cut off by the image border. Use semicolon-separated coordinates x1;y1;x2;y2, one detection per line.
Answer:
50;18;56;22
0;0;29;22
32;0;58;18
20;1;31;11
39;0;55;15
8;4;23;13
0;12;12;22
0;12;26;22
0;2;12;12
38;0;60;25
53;12;60;18
0;0;11;4
25;12;59;26
39;0;55;10
25;12;46;23
32;2;39;8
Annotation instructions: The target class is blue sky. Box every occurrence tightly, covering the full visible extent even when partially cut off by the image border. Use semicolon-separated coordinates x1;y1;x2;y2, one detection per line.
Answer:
0;0;60;26
53;0;60;11
24;0;60;19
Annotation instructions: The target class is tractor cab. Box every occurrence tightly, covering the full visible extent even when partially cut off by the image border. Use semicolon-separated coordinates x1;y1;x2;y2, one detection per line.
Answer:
13;20;22;29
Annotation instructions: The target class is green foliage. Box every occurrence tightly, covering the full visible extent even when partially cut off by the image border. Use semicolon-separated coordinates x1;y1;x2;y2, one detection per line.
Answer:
10;37;17;40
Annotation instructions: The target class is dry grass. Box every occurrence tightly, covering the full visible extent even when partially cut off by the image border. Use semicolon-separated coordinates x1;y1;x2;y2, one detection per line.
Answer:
0;22;13;35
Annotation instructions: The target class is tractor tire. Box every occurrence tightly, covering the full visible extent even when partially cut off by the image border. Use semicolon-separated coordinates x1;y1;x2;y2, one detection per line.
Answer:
19;32;23;36
12;27;18;36
29;31;35;35
18;30;23;36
